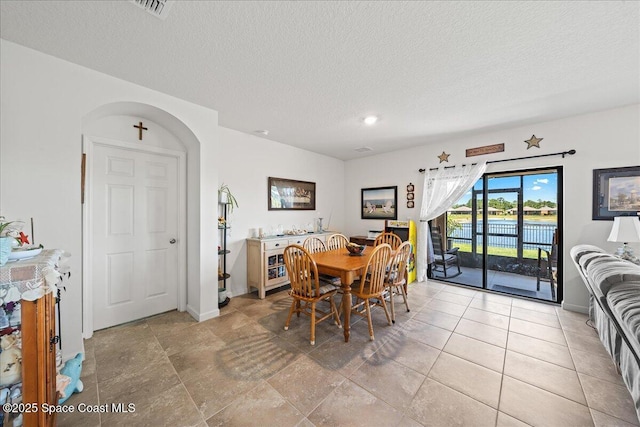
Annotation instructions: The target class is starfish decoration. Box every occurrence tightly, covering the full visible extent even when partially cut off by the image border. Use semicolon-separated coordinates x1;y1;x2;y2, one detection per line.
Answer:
438;151;450;163
18;232;29;245
525;135;543;149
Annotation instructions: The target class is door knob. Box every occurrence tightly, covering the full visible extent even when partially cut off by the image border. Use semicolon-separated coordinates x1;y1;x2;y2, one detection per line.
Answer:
169;239;177;244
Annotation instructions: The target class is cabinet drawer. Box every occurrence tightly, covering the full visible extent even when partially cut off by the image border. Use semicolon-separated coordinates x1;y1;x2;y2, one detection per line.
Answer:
264;239;289;251
288;237;306;246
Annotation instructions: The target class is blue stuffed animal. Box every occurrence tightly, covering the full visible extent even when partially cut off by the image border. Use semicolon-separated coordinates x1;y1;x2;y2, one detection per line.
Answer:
59;353;84;404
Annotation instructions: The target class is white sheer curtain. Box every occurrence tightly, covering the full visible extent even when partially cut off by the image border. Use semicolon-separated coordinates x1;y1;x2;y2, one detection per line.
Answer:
416;162;487;281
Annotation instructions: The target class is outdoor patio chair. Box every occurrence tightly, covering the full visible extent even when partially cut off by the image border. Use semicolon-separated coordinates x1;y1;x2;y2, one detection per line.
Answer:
537;228;557;299
430;226;461;278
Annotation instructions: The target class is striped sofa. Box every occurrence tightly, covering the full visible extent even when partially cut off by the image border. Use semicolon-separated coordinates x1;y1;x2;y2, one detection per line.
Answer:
571;245;640;420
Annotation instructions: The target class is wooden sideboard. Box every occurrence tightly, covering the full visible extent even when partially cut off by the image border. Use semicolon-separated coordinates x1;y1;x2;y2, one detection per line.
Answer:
246;232;334;299
349;235;377;246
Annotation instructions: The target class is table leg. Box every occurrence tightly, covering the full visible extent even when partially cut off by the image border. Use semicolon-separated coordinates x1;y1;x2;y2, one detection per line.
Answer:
343;283;351;342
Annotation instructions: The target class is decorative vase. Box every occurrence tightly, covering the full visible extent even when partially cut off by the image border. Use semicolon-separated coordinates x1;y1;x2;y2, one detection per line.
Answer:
0;237;12;266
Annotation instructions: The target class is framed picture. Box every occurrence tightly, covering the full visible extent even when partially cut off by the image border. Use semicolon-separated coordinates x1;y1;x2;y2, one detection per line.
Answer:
268;177;316;210
592;166;640;220
361;186;398;220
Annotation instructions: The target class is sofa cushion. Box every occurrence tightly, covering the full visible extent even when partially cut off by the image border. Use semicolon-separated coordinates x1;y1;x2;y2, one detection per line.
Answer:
586;257;640;297
578;252;613;271
570;244;606;264
607;281;640;360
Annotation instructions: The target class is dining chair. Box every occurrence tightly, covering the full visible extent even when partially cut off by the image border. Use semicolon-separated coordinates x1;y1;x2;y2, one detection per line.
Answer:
304;236;340;285
283;245;342;345
303;236;326;254
385;241;412;323
327;233;350;250
351;243;393;341
374;232;402;250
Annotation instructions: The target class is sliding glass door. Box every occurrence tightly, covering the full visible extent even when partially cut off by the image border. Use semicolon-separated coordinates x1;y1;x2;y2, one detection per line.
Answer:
433;167;562;303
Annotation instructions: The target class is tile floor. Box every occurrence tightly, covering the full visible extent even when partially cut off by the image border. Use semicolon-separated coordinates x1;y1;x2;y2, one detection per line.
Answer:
433;267;556;302
58;281;639;426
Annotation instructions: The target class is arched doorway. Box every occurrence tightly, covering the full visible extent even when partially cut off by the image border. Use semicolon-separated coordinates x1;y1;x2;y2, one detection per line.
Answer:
81;102;199;335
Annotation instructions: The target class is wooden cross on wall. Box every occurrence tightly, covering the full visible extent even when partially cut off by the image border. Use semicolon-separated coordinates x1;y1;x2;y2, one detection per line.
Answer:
133;121;148;140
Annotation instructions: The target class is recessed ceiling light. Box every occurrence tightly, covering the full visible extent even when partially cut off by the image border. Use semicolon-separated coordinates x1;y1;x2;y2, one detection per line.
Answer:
363;116;379;125
354;147;373;153
254;130;269;136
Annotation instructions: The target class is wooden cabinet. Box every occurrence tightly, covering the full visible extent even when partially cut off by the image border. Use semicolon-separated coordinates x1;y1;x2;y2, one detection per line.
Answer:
0;250;65;427
349;235;376;246
22;292;57;427
247;232;332;299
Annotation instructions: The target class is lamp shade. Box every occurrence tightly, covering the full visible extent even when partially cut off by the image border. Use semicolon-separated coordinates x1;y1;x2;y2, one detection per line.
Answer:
607;217;640;243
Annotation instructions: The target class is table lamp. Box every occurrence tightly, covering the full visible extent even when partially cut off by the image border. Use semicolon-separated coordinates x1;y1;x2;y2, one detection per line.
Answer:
607;216;640;264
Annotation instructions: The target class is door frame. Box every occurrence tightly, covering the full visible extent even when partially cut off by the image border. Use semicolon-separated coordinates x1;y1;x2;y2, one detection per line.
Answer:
442;166;563;303
82;135;187;338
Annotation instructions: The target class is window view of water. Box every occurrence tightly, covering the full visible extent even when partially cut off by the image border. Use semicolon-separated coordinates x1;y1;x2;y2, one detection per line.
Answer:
449;220;556;252
435;167;561;303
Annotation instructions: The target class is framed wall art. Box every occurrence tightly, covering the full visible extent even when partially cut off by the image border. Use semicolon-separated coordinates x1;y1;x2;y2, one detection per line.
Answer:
268;177;316;210
592;166;640;220
361;186;398;220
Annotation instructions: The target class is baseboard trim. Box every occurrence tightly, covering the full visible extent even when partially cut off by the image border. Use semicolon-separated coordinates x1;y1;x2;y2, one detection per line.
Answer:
186;304;219;322
561;301;588;314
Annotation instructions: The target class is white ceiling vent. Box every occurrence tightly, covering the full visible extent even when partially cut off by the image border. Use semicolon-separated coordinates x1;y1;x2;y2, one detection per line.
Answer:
129;0;175;20
354;147;373;153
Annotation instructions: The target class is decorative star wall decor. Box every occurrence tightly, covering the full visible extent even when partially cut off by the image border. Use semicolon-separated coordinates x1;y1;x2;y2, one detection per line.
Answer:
438;151;450;163
525;135;543;149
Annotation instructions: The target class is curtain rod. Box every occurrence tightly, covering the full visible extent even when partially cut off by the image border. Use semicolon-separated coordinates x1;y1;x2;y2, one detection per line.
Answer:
418;149;576;173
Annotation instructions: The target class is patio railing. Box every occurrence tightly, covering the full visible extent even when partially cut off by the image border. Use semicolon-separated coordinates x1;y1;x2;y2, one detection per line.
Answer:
448;221;556;254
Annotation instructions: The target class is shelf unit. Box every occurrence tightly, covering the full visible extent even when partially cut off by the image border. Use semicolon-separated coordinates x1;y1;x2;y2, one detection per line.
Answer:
218;202;231;308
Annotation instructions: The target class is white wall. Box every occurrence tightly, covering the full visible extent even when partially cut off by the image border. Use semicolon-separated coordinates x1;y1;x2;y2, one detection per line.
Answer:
344;104;640;312
217;127;345;298
0;40;221;360
2;40;637;361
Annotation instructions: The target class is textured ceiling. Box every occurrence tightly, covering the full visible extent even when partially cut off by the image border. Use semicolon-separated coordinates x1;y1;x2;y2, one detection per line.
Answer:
1;1;638;160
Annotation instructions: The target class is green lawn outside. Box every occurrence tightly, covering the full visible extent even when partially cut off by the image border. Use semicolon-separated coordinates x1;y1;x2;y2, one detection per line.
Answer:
452;242;540;259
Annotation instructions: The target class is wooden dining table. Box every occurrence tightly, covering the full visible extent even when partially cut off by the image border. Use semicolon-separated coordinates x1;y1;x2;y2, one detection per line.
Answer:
310;248;372;342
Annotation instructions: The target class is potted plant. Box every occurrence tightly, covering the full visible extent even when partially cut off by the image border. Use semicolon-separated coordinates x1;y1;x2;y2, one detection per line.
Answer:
218;183;239;213
0;217;19;266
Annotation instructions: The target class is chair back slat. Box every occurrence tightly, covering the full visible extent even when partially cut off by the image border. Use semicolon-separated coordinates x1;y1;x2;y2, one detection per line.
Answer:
359;244;392;295
550;228;558;261
374;232;402;250
388;241;411;285
327;233;349;250
303;236;326;254
430;226;445;258
283;245;319;298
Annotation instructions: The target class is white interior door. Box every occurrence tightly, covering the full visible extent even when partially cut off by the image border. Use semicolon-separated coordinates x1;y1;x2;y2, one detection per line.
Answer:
91;143;179;330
